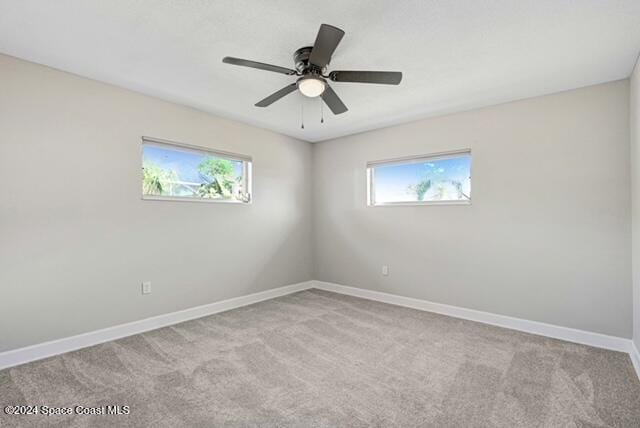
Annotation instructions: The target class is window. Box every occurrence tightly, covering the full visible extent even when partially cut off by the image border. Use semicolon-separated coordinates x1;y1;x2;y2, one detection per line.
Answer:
367;150;471;206
141;137;251;203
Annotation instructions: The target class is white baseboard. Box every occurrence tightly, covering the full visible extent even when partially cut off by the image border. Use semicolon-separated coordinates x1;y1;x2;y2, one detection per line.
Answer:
312;280;635;355
0;281;313;370
631;342;640;381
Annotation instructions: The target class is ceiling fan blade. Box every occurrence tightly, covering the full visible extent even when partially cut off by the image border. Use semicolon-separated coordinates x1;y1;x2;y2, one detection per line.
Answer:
321;84;348;115
329;70;402;85
308;24;345;68
255;83;298;107
223;57;296;75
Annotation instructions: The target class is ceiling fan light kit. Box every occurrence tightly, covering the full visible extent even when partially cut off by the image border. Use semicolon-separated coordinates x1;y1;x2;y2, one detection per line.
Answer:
222;23;403;118
297;75;326;98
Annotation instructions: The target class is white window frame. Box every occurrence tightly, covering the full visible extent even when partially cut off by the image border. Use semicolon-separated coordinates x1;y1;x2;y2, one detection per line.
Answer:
366;149;471;207
141;136;252;204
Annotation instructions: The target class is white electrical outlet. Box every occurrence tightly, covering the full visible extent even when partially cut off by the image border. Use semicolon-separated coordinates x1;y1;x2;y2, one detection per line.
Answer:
382;265;389;276
142;281;152;295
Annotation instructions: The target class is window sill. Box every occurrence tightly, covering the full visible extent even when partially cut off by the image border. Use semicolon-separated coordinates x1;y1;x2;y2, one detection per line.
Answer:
368;200;471;207
142;195;251;204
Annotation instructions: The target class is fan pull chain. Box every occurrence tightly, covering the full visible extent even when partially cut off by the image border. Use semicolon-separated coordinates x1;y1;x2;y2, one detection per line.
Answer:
301;102;304;129
320;99;324;124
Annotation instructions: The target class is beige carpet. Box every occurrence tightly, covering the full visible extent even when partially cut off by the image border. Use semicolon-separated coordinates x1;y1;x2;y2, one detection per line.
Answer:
1;289;639;427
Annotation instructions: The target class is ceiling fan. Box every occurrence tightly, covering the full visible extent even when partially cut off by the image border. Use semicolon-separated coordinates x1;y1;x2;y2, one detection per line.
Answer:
222;24;402;115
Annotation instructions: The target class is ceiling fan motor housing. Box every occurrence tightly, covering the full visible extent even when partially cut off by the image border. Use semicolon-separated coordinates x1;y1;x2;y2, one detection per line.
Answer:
294;46;326;74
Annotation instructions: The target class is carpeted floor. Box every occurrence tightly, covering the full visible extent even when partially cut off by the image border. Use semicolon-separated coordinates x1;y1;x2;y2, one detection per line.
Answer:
1;289;640;427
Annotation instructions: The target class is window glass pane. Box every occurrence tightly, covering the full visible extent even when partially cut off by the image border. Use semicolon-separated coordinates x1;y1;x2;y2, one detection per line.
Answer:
372;153;471;204
142;142;249;202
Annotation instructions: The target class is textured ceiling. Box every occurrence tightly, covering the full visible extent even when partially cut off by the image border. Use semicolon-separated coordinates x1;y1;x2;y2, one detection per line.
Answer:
1;1;639;142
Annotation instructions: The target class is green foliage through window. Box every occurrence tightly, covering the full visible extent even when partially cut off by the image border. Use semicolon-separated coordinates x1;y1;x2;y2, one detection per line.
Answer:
197;158;238;199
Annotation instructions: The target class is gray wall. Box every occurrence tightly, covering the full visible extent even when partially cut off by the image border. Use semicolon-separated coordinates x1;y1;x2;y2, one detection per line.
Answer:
632;57;640;350
313;80;631;338
0;54;313;352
